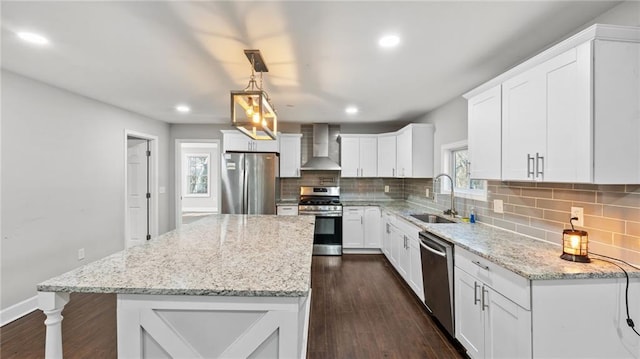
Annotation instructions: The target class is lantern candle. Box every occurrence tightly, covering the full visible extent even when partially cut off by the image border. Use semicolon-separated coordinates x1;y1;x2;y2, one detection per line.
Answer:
561;217;590;263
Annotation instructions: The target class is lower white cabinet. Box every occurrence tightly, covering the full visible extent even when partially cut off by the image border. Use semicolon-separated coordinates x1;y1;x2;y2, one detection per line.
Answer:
381;211;424;301
342;206;381;249
276;205;298;216
454;248;532;359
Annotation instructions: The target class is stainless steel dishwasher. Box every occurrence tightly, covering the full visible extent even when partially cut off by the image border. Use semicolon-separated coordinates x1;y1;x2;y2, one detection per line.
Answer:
419;230;455;337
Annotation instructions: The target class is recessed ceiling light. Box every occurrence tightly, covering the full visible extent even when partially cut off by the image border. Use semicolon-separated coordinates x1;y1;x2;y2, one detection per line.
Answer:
175;105;191;113
16;31;49;45
345;106;359;114
378;35;400;48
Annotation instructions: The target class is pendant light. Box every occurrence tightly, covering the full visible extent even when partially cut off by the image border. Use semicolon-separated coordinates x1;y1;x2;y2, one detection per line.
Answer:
230;49;277;140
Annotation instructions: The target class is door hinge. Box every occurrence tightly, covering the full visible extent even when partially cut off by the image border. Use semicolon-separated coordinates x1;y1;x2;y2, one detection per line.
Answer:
146;193;151;199
146;150;151;157
146;234;151;240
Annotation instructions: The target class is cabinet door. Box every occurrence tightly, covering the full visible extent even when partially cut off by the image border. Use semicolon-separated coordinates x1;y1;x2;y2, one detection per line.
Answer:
408;237;424;301
484;288;532;359
544;43;592;183
340;137;360;178
279;135;301;178
377;134;397;177
223;132;252;152
254;139;279;152
389;224;402;270
468;85;502;180
382;220;391;258
364;207;381;248
359;137;378;177
455;267;485;359
396;129;412;177
502;67;546;181
342;207;364;248
397;234;410;281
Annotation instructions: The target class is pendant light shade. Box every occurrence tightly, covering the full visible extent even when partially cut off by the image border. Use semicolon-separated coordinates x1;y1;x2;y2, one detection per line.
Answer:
230;50;277;140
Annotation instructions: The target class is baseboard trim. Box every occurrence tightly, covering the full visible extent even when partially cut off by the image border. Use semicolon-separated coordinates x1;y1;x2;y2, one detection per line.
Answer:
1;295;38;326
342;248;383;255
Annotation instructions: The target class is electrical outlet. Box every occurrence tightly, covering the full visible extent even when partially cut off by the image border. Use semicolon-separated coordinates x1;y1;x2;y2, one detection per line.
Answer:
384;185;389;193
78;248;85;261
494;199;504;214
571;207;584;227
425;188;430;197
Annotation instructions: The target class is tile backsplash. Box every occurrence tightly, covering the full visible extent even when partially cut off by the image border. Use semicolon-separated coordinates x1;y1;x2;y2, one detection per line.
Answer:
281;176;640;264
404;178;640;265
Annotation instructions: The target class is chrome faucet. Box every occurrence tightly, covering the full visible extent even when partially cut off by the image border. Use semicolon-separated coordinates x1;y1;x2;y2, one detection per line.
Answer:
433;173;457;217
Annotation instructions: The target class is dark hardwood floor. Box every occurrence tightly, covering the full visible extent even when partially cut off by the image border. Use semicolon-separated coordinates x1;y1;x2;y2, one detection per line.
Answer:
1;254;464;358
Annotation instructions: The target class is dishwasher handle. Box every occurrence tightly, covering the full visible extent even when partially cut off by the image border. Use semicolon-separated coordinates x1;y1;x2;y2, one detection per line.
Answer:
419;239;447;257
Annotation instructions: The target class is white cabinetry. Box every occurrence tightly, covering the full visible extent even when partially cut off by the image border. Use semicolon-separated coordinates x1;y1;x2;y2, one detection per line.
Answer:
454;247;531;359
278;134;302;178
276;205;298;216
486;25;640;184
395;124;434;178
342;206;381;249
340;135;377;177
377;133;397;177
381;213;424;301
502;43;591;183
466;85;502;180
222;130;279;153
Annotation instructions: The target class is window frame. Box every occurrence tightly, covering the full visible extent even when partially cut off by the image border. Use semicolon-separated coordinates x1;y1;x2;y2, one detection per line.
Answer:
440;140;487;202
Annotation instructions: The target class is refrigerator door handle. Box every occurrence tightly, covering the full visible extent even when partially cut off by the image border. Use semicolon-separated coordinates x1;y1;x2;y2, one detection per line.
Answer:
242;157;248;214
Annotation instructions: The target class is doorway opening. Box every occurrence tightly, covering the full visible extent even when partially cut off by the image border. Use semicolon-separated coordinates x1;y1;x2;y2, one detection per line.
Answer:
125;130;158;248
175;140;220;228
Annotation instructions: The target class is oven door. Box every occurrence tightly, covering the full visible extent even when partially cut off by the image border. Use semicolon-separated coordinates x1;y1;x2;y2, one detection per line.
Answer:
313;215;343;256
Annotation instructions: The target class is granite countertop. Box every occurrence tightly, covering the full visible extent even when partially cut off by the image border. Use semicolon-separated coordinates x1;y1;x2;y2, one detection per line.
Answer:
37;215;316;297
344;200;640;280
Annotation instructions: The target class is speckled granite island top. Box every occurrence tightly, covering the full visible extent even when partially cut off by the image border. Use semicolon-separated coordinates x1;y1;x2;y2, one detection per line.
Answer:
37;215;316;297
344;200;640;280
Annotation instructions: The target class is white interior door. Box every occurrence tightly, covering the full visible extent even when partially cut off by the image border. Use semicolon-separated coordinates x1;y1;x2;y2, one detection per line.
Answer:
127;138;148;248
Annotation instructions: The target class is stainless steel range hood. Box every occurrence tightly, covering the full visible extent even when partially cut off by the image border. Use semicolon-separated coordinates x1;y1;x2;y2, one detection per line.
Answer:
301;124;341;171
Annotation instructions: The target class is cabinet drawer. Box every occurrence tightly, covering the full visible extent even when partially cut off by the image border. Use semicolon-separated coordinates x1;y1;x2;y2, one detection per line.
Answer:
455;247;531;310
276;205;298;216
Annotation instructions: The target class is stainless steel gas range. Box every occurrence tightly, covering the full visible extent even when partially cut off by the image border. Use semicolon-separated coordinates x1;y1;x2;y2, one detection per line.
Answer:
298;186;342;256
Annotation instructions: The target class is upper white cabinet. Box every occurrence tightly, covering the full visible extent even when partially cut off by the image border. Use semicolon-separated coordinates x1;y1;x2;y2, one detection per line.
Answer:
278;134;302;178
395;124;434;178
502;43;591;182
466;24;640;184
221;130;279;153
377;133;397;177
340;135;377;177
467;85;502;180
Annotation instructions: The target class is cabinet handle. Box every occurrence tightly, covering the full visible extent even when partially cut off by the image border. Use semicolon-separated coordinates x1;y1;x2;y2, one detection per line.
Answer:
386;223;390;233
536;152;544;179
472;260;489;271
527;154;535;178
392;168;395;177
482;287;489;311
360;216;363;225
248;142;252;151
473;281;481;305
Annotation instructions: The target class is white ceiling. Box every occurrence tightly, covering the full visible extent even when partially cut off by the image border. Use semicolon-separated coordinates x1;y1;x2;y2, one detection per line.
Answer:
1;1;621;125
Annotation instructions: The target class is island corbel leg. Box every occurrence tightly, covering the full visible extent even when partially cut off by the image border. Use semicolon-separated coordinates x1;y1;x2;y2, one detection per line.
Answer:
38;291;70;359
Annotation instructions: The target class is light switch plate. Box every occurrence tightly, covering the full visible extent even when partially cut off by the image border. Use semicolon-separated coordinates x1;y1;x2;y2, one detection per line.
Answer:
425;188;430;197
78;248;85;260
384;185;389;193
571;207;584;227
493;199;504;213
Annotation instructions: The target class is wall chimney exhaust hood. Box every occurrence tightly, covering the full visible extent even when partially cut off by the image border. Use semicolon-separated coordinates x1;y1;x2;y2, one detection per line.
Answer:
301;124;341;171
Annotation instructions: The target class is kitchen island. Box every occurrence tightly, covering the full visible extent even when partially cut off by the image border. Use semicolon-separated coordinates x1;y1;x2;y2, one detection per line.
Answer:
37;214;316;359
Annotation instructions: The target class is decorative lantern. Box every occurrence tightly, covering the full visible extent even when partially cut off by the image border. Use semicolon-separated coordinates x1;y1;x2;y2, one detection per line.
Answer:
561;217;590;263
230;49;277;140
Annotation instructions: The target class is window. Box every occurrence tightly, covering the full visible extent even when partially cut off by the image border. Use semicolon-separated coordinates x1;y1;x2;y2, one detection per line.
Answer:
185;154;210;197
441;141;487;201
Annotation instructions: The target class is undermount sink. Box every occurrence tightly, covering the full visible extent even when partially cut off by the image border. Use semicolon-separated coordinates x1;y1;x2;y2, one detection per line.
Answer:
410;214;456;224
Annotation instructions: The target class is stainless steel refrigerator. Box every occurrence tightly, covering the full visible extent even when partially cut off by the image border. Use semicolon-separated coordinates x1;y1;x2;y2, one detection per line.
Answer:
221;152;278;214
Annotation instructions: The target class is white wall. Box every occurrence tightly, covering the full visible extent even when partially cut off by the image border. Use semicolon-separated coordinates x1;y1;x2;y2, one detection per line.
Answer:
1;70;171;311
419;1;639;174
